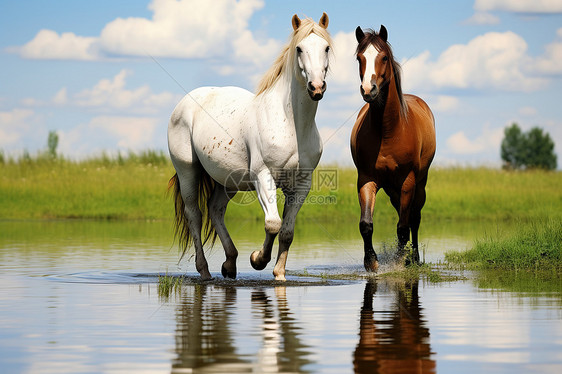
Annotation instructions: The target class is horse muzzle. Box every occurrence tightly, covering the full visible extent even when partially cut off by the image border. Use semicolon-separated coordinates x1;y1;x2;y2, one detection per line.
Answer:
360;84;378;103
307;81;326;101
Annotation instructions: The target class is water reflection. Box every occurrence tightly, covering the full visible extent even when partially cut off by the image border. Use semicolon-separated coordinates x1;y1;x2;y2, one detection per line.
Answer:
171;285;312;373
172;285;246;373
354;280;436;374
251;287;312;373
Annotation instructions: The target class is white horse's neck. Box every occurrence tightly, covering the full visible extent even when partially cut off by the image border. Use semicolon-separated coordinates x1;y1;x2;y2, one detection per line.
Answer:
254;70;322;171
291;75;319;131
267;72;318;134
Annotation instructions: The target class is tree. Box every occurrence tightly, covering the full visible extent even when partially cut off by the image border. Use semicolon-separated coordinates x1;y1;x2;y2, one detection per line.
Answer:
501;123;525;169
500;123;557;170
47;130;59;159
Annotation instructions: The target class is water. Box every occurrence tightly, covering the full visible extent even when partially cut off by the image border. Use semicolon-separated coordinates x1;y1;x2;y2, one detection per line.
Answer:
1;220;560;373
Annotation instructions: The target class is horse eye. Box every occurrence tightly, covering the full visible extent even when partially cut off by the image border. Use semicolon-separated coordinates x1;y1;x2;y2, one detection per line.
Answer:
296;46;302;54
325;46;330;53
382;55;388;62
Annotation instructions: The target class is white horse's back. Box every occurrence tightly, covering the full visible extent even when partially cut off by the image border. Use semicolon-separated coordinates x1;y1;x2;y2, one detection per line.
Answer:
168;86;254;188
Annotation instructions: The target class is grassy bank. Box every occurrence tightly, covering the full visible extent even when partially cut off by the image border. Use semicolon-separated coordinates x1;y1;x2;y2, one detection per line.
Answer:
1;155;562;223
445;219;562;272
0;152;175;220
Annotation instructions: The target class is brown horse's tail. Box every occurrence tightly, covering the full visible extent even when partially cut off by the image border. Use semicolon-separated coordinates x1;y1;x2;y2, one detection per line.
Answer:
168;171;217;261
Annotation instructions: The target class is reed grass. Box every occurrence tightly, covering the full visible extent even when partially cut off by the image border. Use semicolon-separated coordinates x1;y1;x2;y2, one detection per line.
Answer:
158;272;185;298
445;219;562;271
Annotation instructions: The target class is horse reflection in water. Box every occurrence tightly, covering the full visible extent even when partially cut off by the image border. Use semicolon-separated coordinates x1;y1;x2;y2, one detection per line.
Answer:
171;285;242;372
171;285;311;373
251;287;313;372
354;280;436;374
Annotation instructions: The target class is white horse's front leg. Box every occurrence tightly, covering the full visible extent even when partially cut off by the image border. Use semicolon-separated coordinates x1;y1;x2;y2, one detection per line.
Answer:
250;169;282;271
273;188;309;281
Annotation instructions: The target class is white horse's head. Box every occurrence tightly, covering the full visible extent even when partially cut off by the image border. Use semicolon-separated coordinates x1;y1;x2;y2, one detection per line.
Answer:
256;13;332;101
292;13;330;101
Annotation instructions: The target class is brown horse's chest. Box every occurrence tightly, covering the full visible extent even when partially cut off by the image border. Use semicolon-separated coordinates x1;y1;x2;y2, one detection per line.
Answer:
363;140;417;189
373;153;410;183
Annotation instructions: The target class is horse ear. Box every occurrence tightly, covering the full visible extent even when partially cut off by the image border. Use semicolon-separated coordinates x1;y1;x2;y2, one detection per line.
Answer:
355;26;365;43
292;14;301;31
319;12;329;29
379;25;388;43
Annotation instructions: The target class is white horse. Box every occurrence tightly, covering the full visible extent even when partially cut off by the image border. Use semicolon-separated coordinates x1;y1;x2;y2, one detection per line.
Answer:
168;13;332;281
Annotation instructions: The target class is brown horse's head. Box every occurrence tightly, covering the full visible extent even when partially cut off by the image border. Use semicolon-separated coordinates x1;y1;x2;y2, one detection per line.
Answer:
355;25;402;104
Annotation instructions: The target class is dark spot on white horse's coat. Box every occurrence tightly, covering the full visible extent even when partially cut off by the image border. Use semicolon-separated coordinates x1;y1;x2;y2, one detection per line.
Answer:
229;139;233;145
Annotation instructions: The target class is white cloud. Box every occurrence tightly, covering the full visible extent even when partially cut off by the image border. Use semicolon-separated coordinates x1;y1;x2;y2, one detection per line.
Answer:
52;87;68;105
90;116;159;149
0;108;36;148
75;70;147;108
446;125;504;155
99;0;267;59
328;31;359;89
535;28;562;74
12;0;278;73
69;70;179;114
518;106;537;116
474;0;562;13
427;95;460;113
59;116;161;157
15;29;98;60
403;31;547;92
464;12;501;25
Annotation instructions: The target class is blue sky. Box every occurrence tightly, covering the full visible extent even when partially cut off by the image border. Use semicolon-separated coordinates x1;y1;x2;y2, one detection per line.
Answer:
1;0;561;166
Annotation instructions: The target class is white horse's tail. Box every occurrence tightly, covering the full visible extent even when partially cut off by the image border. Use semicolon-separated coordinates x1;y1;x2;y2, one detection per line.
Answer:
168;171;217;259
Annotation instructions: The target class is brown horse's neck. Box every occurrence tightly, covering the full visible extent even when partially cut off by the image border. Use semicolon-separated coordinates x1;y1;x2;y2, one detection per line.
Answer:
367;71;403;138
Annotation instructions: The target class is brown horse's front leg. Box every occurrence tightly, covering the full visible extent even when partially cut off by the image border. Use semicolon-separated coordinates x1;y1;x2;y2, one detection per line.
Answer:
359;180;378;272
397;171;416;263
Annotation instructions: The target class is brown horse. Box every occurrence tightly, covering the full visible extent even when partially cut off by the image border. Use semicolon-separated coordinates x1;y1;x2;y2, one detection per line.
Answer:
350;25;436;271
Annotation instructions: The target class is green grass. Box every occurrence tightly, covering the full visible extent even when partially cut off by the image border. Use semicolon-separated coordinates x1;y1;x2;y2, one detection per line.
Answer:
158;272;186;298
1;155;561;224
424;167;562;221
445;219;562;272
0;152;175;220
380;263;466;283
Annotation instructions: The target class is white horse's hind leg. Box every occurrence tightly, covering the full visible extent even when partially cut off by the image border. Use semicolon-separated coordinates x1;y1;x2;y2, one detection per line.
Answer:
208;185;238;279
176;166;212;280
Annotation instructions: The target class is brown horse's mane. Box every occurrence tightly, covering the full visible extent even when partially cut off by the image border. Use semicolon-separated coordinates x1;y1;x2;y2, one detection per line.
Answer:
356;29;408;118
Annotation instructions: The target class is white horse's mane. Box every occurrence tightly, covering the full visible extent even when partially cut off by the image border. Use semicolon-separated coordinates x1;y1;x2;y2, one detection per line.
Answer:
256;18;333;96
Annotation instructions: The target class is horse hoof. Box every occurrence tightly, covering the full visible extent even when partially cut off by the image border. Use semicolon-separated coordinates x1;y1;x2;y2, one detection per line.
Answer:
364;258;379;273
250;251;269;271
221;263;237;279
197;265;213;281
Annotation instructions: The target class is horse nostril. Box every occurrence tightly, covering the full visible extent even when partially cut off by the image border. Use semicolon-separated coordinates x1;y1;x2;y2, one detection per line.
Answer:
307;82;315;91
